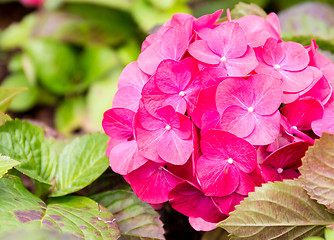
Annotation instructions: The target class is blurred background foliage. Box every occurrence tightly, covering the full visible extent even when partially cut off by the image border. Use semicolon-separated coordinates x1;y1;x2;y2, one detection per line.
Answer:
0;0;334;136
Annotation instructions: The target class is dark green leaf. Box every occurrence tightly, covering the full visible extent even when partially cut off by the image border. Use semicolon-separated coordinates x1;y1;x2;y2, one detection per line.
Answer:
91;190;165;239
218;180;334;239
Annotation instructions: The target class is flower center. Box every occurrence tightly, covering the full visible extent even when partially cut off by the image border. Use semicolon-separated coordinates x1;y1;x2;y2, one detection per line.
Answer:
227;158;234;164
277;168;283;174
247;107;254;113
179;91;186;97
165;125;172;131
221;56;227;63
274;64;280;70
291;126;298;130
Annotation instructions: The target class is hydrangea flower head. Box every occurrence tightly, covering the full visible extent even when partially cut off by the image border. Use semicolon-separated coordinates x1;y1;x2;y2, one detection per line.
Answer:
102;8;334;230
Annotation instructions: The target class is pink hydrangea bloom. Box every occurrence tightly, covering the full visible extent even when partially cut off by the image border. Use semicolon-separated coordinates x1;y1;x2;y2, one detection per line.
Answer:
102;9;334;230
21;0;43;7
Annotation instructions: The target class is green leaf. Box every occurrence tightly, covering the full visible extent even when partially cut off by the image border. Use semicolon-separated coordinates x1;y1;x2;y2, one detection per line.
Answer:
300;133;334;212
0;120;56;184
279;2;334;52
55;97;86;136
201;228;230;240
0;86;27;112
230;2;267;19
50;133;109;197
24;39;78;95
218;180;334;239
84;69;119;132
0;155;20;177
0;175;120;239
0;111;11;126
0;227;77;240
91;189;165;239
1;74;38;112
325;227;334;240
80;45;118;87
61;0;134;11
0;14;36;50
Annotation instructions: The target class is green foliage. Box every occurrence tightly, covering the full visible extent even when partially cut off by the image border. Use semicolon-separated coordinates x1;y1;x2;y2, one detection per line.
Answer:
0;86;27;112
91;190;165;239
0;175;120;239
1;74;38;112
0;155;20;177
51;133;109;197
218;180;334;239
300;133;334;212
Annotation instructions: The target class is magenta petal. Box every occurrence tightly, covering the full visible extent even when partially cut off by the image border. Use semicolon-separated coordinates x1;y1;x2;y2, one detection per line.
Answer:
312;96;334;136
156;105;181;129
235;167;264;195
137;41;163;75
169;181;225;223
280;169;300;180
279;66;323;93
127;161;182;204
109;140;148;175
213;193;245;215
193;9;223;32
207;22;247;59
160;26;189;60
112;86;141;112
280;98;324;130
102;108;134;140
220;105;256;138
188;40;220;65
118;61;149;89
224;46;258;76
261;38;284;66
158;131;193;165
260;165;280;182
280;42;309;71
243;111;281;145
189;217;218;231
196;156;240;196
200;67;228;87
155;59;192;94
200;130;257;173
302;76;332;105
136;102;165;131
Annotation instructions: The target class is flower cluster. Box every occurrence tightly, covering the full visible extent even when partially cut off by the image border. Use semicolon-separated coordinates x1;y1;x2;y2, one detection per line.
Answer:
102;9;334;231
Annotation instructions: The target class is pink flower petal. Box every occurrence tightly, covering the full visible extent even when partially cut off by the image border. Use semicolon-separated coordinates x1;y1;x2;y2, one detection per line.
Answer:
279;42;309;71
169;181;225;223
138;41;163;75
112;86;141;112
193;9;223;32
188;40;220;65
312;95;334;136
302;76;332;105
109;140;148;175
102;108;134;140
213;193;245;215
127;161;182;204
189;217;218;231
118;61;149;89
261;38;285;66
235;167;264;195
160;26;189;60
280;98;324;130
224;46;258;76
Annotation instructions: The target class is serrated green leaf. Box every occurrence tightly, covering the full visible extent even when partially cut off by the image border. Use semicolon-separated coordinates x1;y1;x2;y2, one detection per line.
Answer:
300;133;334;212
0;86;27;112
50;133;109;197
218;180;334;239
0;175;120;239
0;111;11;126
0;227;77;240
0;155;20;177
0;119;56;184
230;2;267;19
91;190;165;240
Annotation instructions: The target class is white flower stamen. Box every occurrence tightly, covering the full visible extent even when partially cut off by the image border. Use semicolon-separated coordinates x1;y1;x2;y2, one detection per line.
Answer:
292;126;298;130
179;91;186;97
221;56;227;63
274;64;281;70
247;107;254;113
277;168;283;174
165;125;172;131
227;158;234;164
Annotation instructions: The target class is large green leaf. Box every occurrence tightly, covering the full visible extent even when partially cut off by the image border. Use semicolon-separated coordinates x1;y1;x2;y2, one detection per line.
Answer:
0;155;20;177
50;133;109;197
0;119;56;184
91;190;165;239
0;175;120;239
0;87;27;112
218;180;334;239
300;133;334;212
1;227;77;240
201;228;230;240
